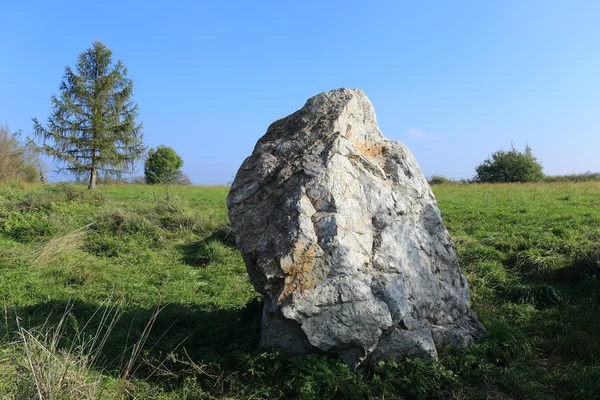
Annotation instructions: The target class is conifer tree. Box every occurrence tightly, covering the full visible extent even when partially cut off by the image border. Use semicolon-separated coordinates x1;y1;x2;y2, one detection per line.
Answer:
33;41;145;189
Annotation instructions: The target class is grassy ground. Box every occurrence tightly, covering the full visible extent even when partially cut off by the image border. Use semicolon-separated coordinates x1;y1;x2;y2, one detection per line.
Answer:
0;182;598;399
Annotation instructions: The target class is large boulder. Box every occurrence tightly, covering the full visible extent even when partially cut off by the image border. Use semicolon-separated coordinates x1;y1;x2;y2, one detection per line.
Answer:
227;88;484;368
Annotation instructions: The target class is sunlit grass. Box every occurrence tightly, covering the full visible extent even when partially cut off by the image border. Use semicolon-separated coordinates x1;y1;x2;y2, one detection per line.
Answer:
0;182;598;399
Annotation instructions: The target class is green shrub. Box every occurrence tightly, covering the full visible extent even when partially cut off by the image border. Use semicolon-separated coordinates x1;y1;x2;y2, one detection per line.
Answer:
0;125;45;184
144;145;186;185
429;175;450;185
475;144;544;183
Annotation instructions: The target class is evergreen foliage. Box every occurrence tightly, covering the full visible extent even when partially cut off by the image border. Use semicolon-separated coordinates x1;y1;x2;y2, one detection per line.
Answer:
144;145;186;184
32;41;145;189
475;144;544;183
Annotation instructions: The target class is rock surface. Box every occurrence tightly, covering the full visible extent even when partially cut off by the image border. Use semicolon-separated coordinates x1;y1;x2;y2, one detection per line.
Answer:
227;88;484;368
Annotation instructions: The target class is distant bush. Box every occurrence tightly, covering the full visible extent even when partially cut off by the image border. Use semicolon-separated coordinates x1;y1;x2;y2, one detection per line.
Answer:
544;172;600;183
428;175;466;185
0;125;46;184
475;144;544;183
428;175;450;185
145;145;189;185
172;171;192;185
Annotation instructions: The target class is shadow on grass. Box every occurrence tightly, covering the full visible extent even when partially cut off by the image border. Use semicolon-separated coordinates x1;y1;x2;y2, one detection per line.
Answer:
178;227;238;267
489;247;600;364
2;297;263;383
554;250;600;285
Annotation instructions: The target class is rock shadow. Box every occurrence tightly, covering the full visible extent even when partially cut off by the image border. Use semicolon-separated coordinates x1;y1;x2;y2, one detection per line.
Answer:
2;297;263;382
553;252;600;286
178;227;238;267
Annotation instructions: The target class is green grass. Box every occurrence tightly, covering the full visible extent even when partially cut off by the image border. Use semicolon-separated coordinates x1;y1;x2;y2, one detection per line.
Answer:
0;182;599;399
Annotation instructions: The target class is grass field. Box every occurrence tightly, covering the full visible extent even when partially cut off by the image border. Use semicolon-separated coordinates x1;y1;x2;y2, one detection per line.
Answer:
0;182;599;399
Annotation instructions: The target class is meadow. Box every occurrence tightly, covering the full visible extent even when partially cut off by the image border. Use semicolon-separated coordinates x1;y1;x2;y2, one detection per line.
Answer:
0;182;598;399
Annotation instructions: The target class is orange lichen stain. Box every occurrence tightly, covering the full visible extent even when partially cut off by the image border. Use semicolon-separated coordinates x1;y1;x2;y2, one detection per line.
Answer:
354;140;384;158
278;241;322;302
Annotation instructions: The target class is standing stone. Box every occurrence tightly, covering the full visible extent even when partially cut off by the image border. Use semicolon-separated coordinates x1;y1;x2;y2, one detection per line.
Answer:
227;88;484;368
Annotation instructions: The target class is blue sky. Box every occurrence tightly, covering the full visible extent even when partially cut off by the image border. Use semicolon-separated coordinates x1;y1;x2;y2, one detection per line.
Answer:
1;1;599;184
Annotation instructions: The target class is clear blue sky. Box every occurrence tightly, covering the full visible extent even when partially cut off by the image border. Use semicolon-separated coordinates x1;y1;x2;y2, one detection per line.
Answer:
2;1;599;184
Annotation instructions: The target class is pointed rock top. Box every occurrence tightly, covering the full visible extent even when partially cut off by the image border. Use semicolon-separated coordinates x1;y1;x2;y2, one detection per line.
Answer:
259;88;383;149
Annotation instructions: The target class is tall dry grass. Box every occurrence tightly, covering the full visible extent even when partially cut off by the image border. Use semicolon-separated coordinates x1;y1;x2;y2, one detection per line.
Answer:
2;300;164;399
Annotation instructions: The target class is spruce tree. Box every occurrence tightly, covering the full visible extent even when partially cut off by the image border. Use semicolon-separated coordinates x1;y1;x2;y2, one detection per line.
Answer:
33;41;145;189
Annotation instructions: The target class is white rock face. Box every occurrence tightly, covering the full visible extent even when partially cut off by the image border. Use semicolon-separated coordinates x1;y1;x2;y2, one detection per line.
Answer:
227;88;484;368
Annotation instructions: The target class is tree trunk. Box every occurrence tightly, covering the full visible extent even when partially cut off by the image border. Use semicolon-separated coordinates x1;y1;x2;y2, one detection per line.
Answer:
89;148;98;190
89;168;97;190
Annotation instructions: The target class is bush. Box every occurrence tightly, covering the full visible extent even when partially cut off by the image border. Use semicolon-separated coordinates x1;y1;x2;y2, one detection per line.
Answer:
474;144;544;183
429;175;450;185
543;172;600;183
0;125;45;183
144;145;187;185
